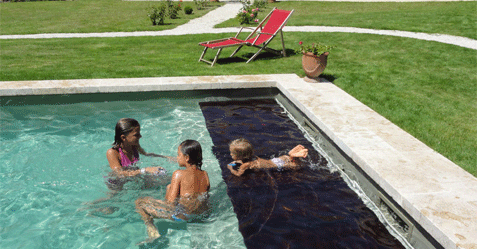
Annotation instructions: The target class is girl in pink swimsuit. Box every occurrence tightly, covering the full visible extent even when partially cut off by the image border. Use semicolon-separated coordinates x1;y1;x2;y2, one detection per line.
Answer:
84;118;173;214
105;118;175;191
84;118;173;212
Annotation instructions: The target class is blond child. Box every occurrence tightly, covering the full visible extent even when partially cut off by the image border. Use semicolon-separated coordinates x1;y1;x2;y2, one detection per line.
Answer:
227;138;308;177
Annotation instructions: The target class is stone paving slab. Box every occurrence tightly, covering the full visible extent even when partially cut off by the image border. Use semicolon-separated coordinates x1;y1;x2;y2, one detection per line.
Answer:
1;74;476;248
275;75;477;249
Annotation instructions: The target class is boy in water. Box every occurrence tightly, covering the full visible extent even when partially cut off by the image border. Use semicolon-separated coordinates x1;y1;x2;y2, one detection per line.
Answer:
135;140;210;242
227;138;308;177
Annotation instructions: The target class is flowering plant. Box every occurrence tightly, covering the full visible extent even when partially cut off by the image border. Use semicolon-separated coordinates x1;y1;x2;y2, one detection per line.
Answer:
236;7;259;24
295;41;333;56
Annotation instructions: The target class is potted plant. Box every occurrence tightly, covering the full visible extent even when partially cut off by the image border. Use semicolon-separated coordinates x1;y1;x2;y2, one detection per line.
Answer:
296;41;333;82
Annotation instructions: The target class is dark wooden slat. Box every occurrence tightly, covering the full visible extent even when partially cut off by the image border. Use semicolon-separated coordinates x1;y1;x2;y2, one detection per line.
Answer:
200;99;404;249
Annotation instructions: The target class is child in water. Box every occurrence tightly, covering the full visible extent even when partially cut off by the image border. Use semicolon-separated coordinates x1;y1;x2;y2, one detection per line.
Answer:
83;118;174;212
135;140;210;242
106;118;174;191
227;138;308;177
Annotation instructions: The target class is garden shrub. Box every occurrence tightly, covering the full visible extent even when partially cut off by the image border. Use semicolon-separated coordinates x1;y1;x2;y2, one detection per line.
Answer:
166;0;182;19
252;0;267;9
184;6;193;15
193;0;207;10
148;4;167;25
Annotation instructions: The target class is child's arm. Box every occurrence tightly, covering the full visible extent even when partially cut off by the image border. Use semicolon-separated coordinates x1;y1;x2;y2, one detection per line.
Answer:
165;170;182;203
227;162;250;177
203;171;211;192
138;147;178;162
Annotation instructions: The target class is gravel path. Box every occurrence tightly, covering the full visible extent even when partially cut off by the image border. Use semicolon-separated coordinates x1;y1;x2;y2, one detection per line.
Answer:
1;2;475;50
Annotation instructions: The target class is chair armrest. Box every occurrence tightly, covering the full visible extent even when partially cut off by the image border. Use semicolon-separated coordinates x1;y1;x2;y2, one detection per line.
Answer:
234;27;256;38
258;32;274;36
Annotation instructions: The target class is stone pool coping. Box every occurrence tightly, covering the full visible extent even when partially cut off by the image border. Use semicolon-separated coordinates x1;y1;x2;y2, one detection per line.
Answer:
1;74;476;249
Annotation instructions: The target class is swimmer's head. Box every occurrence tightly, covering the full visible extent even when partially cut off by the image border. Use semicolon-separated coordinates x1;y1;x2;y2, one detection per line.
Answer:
229;138;254;161
179;140;203;169
113;118;140;148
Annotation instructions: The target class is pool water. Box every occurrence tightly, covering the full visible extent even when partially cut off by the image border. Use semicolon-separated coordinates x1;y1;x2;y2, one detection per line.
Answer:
0;95;245;248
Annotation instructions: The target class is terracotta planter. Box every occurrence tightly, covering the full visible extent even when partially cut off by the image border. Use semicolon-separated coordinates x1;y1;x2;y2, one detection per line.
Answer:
301;52;329;81
268;0;276;3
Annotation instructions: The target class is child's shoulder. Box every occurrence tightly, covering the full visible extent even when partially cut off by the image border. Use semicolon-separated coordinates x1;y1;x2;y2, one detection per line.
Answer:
171;169;186;178
172;169;186;174
107;147;117;152
106;147;119;156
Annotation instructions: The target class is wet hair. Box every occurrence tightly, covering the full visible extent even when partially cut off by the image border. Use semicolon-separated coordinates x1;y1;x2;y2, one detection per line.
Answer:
112;118;140;149
179;140;203;169
229;138;254;161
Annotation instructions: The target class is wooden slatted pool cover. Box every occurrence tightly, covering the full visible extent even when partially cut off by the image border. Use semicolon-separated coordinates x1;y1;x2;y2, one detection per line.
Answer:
200;99;405;249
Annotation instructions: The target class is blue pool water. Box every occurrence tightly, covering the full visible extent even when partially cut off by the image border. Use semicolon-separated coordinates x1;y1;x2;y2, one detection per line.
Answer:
0;95;245;248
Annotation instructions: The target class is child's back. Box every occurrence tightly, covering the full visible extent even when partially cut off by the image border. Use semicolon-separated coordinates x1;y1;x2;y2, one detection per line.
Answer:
174;167;210;214
179;168;209;195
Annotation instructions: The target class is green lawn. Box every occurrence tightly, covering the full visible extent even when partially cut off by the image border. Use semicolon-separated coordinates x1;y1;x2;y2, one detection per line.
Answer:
217;1;477;39
0;0;223;34
0;1;476;176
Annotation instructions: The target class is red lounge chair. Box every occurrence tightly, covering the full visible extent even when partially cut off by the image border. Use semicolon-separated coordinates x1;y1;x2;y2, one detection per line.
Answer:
198;7;294;66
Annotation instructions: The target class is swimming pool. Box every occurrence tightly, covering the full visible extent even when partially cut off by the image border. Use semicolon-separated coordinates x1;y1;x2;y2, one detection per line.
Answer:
0;92;246;248
3;73;473;248
1;90;414;248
